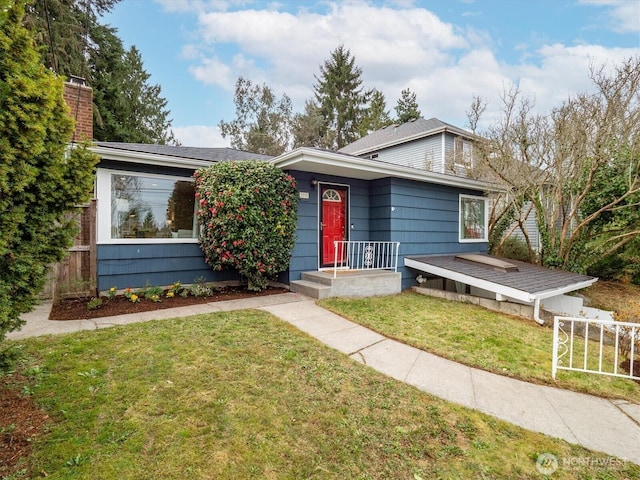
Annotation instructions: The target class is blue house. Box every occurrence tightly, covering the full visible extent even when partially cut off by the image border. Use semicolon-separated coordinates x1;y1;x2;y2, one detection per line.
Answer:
91;138;494;294
67;80;594;319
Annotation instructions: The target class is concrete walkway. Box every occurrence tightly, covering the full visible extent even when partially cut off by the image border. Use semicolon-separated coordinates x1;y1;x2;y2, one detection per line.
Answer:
9;293;640;465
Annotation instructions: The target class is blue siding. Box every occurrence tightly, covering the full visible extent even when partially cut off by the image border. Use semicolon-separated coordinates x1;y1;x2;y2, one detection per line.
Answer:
97;243;239;291
97;166;489;293
371;178;487;289
286;170;370;282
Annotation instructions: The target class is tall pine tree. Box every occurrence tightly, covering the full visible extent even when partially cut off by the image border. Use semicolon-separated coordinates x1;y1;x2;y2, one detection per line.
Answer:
359;88;392;136
313;45;369;149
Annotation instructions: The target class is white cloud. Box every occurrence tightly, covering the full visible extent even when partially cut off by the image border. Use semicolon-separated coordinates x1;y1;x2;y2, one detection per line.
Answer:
173;125;231;147
188;2;471;114
579;0;640;33
188;56;235;89
171;0;639;135
515;43;637;106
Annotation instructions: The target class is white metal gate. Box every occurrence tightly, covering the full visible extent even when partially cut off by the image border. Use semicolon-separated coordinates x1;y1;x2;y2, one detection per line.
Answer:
552;316;640;381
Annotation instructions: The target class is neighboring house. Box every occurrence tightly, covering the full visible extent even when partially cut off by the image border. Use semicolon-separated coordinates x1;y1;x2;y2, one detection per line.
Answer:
341;116;544;257
339;117;477;176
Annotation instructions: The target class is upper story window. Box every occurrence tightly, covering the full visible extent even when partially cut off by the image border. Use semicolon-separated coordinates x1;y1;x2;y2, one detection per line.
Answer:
96;169;197;243
459;194;489;243
454;138;473;168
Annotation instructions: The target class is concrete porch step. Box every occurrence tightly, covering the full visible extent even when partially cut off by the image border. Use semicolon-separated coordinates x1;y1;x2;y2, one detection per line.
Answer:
289;279;332;299
291;270;402;299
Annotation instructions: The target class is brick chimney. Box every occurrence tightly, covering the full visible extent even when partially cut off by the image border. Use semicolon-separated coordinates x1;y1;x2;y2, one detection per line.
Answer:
63;75;93;142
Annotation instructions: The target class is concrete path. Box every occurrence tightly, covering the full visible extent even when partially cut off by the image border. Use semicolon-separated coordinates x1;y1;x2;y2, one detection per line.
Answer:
9;294;640;465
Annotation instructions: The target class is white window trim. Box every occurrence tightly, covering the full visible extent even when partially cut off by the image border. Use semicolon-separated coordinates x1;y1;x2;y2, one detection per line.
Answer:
454;138;473;168
459;194;489;243
96;168;199;245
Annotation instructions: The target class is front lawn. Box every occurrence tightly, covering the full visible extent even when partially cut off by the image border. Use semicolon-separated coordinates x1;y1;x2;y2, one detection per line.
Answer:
5;310;638;479
320;291;640;404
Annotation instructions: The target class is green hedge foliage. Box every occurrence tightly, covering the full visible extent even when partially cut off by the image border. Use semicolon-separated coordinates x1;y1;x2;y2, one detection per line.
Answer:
195;161;298;291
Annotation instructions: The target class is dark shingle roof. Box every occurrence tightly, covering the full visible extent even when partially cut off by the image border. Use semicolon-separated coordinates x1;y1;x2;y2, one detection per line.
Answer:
339;117;474;155
406;254;595;297
94;142;274;162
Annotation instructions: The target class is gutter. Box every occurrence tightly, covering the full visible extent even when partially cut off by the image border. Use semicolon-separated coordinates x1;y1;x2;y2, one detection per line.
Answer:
90;145;215;170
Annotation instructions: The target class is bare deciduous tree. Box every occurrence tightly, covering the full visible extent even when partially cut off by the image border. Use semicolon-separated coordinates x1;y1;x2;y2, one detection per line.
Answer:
472;57;640;272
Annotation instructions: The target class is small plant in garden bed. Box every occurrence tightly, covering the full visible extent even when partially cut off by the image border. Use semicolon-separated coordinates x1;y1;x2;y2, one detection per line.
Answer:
166;281;184;298
86;297;103;311
144;286;164;303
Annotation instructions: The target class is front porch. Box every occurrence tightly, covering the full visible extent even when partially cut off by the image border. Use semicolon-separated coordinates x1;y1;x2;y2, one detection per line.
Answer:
290;270;402;299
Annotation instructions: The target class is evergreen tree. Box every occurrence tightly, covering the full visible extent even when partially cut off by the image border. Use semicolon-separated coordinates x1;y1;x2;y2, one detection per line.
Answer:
292;100;325;148
395;88;421;123
0;0;97;346
120;46;176;144
219;76;293;155
313;45;369;149
25;0;177;144
359;88;392;136
23;0;118;77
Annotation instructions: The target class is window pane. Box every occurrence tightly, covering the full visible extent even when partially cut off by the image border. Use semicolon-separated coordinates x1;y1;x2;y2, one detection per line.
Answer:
461;197;486;240
111;174;196;239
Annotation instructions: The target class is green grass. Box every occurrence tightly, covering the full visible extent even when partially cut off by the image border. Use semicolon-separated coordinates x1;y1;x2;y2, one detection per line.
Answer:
8;310;639;479
320;292;640;403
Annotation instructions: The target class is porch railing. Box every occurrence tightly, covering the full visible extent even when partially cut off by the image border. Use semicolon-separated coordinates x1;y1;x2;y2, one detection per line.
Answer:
332;241;400;278
552;316;640;382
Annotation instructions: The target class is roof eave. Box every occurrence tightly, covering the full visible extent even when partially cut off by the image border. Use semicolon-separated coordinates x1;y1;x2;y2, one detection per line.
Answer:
90;145;214;170
535;278;599;300
404;258;598;303
273;148;499;192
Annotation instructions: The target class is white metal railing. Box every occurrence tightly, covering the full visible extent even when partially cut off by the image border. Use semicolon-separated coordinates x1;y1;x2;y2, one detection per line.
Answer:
332;241;400;278
552;316;640;381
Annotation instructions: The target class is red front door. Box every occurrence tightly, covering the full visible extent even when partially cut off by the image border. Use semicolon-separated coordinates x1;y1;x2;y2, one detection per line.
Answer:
320;185;348;267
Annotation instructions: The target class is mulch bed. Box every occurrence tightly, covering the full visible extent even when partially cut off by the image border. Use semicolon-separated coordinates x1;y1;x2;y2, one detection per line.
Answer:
49;286;290;320
0;374;50;478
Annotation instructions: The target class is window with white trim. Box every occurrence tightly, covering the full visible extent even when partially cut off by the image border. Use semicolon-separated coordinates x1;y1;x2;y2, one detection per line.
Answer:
97;169;197;242
459;194;489;242
454;137;473;167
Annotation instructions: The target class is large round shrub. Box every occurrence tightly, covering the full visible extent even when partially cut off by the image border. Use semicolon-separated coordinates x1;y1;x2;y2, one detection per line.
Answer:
195;161;298;291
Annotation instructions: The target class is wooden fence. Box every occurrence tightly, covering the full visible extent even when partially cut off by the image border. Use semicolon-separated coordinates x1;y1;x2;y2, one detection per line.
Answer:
41;200;97;301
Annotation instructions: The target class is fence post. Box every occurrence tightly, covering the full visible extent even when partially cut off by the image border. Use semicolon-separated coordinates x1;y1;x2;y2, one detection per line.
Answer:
552;316;559;379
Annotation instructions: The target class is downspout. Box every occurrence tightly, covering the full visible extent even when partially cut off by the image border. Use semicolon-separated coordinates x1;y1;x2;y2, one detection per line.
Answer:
533;297;544;325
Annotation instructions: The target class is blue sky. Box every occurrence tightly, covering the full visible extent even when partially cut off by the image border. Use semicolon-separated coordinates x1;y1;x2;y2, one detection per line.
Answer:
103;0;640;147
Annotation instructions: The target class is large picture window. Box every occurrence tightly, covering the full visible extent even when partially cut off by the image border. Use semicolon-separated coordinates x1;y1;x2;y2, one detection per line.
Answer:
459;194;488;242
106;172;196;240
